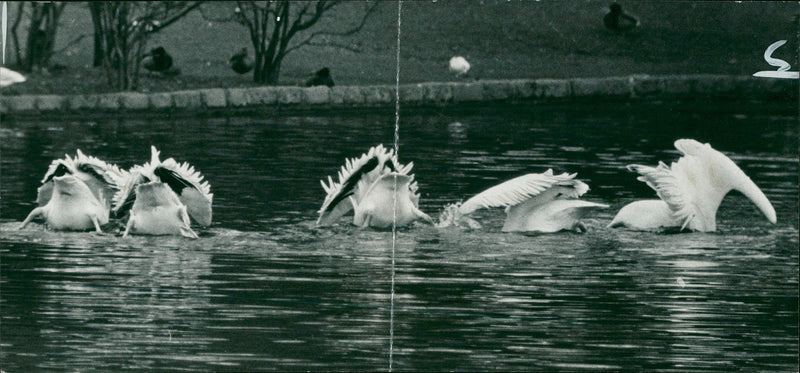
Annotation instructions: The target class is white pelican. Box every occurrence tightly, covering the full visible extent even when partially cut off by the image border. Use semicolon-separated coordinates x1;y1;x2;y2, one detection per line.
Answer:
112;146;213;237
1;67;26;87
438;169;608;233
120;181;198;238
608;139;777;232
317;144;432;229
20;150;122;232
449;56;470;77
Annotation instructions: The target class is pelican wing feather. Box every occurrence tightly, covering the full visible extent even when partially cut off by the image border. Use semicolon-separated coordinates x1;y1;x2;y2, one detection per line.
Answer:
111;167;150;217
628;160;699;230
155;158;213;226
317;145;419;226
458;170;584;215
38;150;123;207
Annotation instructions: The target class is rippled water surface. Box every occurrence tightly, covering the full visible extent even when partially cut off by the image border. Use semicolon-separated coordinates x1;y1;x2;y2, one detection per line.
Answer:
1;102;797;371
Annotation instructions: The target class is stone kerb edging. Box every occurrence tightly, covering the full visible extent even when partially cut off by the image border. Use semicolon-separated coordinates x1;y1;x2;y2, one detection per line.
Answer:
0;75;796;115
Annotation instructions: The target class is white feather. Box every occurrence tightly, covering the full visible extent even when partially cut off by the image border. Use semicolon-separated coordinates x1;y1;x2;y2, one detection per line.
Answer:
458;170;585;215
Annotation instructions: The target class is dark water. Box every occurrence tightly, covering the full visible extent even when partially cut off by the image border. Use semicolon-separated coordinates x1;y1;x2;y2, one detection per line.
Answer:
1;102;797;371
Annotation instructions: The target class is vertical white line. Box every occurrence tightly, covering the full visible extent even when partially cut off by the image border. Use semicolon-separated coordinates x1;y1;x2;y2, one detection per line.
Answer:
389;1;402;371
2;1;8;64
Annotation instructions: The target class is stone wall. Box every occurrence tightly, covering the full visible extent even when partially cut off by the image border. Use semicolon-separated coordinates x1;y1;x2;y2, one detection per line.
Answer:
1;75;796;117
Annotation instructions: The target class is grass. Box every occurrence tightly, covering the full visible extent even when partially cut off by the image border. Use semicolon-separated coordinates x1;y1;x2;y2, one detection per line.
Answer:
1;0;797;96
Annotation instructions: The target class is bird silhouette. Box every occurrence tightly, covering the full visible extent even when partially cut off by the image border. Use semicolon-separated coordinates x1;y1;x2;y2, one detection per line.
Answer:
229;48;254;74
306;67;335;87
143;47;179;76
604;3;639;32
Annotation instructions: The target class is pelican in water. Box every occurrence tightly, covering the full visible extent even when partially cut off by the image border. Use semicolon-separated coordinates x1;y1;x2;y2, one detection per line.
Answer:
112;146;213;238
317;144;432;229
449;56;470;77
438;170;608;233
608;139;777;232
1;67;26;87
20;150;122;232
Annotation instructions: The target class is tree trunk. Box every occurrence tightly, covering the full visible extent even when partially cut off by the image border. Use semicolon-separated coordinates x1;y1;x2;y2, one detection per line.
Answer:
90;2;104;67
23;3;64;71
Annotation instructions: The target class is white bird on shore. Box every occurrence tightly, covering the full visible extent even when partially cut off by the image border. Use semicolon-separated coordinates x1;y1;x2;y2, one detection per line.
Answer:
317;144;432;229
449;56;470;77
438;170;608;233
20;150;123;232
608;139;777;232
112;146;213;238
0;67;26;87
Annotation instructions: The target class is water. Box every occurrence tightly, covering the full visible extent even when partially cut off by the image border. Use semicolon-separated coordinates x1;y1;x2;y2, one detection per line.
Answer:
1;101;797;371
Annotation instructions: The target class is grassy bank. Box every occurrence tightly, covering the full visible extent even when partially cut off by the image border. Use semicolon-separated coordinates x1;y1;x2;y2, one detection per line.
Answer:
1;1;797;96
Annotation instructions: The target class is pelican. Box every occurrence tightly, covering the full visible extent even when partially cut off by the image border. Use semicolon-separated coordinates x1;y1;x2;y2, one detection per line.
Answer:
112;146;213;237
229;47;254;74
20;150;122;232
449;56;470;77
317;144;432;229
119;180;198;238
438;170;608;233
608;139;777;232
1;67;26;87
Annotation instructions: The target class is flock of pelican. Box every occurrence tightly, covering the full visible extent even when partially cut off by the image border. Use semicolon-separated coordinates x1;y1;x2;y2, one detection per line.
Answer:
19;139;776;237
20;146;213;238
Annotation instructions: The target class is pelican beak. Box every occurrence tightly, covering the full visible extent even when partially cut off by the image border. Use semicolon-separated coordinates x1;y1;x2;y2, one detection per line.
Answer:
736;175;777;224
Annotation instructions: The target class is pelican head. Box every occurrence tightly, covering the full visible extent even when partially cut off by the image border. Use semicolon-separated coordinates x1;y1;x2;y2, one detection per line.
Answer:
700;142;776;225
609;139;776;232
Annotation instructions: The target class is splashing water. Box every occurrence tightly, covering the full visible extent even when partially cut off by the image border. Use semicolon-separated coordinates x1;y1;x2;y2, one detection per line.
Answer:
436;202;483;230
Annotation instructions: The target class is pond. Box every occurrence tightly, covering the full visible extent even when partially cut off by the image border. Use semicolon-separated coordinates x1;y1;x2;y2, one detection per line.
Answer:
1;101;797;371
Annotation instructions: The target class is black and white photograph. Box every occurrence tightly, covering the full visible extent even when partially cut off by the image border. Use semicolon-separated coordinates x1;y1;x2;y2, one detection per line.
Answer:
0;1;797;371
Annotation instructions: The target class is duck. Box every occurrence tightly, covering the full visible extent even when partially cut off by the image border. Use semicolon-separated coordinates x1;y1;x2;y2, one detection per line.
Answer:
112;146;213;237
229;47;254;74
603;3;640;32
306;67;334;87
317;144;432;229
608;139;777;232
438;170;608;233
1;67;26;87
19;150;122;232
142;47;179;76
448;56;470;77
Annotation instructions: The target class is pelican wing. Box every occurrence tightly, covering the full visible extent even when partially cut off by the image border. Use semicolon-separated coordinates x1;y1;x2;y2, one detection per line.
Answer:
629;139;777;231
317;144;403;226
38;150;122;206
157;158;213;226
37;161;71;206
627;141;710;230
458;170;586;215
73;149;124;205
112;167;150;217
628;160;701;230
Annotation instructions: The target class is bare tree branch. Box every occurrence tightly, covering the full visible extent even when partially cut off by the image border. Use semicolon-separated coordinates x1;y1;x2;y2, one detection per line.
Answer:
283;2;376;56
150;2;204;33
52;33;92;55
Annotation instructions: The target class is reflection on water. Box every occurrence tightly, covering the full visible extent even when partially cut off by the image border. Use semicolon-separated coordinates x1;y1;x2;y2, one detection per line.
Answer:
1;102;797;371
